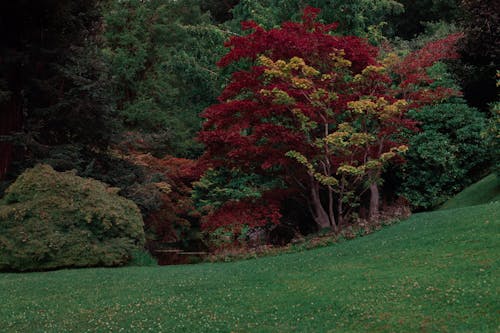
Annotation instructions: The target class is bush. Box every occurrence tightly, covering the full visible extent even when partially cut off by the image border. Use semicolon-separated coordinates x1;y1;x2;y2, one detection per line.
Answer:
124;153;200;252
128;249;158;267
397;101;490;209
0;164;145;271
490;101;500;175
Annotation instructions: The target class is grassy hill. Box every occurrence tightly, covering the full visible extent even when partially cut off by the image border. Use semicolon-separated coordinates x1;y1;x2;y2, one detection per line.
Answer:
440;173;500;210
1;201;498;332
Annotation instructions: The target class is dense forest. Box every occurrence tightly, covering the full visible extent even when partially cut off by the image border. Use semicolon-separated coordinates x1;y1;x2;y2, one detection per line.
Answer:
0;0;498;268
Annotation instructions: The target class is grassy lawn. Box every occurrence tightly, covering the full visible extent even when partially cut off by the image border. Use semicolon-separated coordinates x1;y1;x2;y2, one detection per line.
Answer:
1;202;499;332
440;173;500;211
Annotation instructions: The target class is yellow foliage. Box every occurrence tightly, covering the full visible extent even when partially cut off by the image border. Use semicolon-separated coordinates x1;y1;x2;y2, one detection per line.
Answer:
381;52;400;68
291;77;313;89
380;152;396;161
364;160;383;170
324;130;351;147
260;88;295;105
286;150;314;174
313;173;339;186
330;50;352;69
321;74;333;81
337;164;364;176
291;108;317;131
259;55;319;80
348;99;377;114
350;133;375;146
354;65;386;82
154;182;172;194
362;65;386;75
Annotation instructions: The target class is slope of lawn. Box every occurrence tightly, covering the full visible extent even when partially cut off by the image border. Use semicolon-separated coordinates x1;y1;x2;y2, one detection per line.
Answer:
1;202;499;332
440;173;500;210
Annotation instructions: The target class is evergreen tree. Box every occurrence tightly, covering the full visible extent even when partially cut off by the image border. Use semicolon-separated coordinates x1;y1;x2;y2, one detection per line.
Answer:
200;0;241;23
387;0;461;39
103;0;230;157
0;0;114;180
458;0;500;110
229;0;404;38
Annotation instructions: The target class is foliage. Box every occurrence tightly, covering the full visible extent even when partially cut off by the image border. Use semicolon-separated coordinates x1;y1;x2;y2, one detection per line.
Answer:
32;136;200;257
124;152;202;254
103;0;229;157
23;143;165;221
200;0;241;23
490;101;500;174
200;8;461;232
485;73;500;174
192;168;284;232
457;0;499;110
391;60;491;210
0;202;498;331
0;0;115;180
31;141;203;257
390;20;461;58
397;101;490;209
389;34;462;104
0;164;145;271
206;201;410;262
386;0;461;39
31;42;115;148
459;0;499;68
229;0;404;37
128;249;158;267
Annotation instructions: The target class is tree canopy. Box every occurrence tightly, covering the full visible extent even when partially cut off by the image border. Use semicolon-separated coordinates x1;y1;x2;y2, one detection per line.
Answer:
197;8;462;233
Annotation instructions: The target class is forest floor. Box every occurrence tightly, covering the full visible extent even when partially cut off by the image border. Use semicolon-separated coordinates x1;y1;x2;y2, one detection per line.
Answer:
1;191;498;332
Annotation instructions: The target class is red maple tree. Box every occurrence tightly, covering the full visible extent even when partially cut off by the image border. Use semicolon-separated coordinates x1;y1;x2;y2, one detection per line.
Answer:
198;7;461;232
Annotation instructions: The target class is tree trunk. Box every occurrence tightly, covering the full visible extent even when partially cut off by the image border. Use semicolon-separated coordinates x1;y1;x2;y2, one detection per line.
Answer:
327;186;338;233
310;178;333;230
369;182;380;221
337;197;344;227
312;201;331;229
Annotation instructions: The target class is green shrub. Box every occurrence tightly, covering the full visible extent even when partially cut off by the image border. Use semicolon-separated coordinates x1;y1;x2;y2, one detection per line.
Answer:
128;249;158;267
397;101;490;209
487;94;499;175
0;164;145;271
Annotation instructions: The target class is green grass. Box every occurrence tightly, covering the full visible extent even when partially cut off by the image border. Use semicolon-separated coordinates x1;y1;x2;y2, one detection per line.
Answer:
440;173;500;210
1;202;499;332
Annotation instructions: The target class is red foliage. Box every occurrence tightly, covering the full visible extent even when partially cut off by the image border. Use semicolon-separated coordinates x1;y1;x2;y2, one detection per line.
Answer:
202;10;378;174
201;200;282;232
392;33;463;105
128;153;198;244
218;9;376;73
394;33;463;84
198;8;463;231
